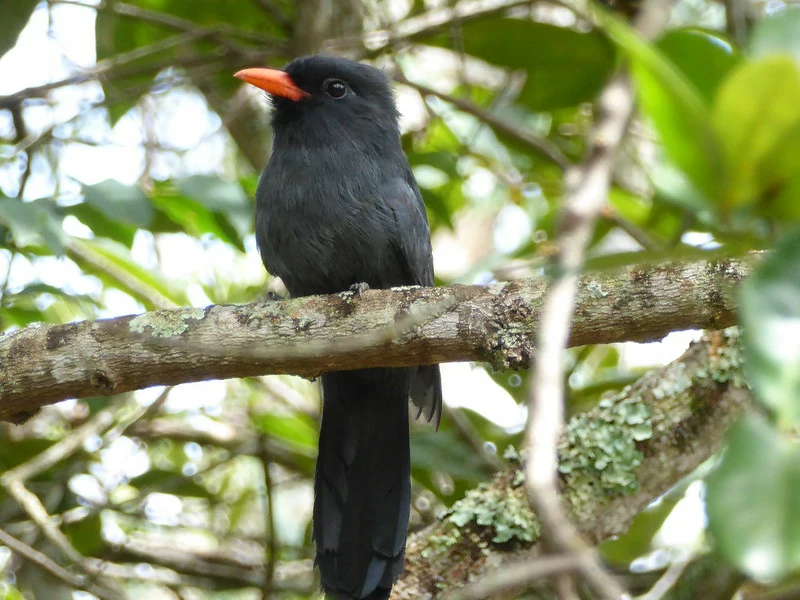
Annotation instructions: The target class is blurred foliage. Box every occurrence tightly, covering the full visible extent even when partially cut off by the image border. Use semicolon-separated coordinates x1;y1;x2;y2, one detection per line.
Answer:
1;0;800;599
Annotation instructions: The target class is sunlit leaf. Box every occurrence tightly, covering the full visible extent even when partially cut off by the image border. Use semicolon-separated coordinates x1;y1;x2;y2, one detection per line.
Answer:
423;19;615;110
83;180;154;229
2;283;101;328
656;28;741;104
0;0;37;59
0;197;66;254
69;237;187;308
712;55;800;210
67;203;138;247
602;14;725;204
740;227;800;426
177;175;252;239
149;180;243;247
252;413;318;454
706;416;800;580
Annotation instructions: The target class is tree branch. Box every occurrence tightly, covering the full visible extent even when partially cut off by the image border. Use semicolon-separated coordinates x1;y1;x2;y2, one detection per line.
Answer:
395;73;571;171
393;328;752;598
0;255;752;422
525;69;635;600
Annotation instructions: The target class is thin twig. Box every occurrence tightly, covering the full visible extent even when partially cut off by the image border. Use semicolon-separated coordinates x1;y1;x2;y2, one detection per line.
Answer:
50;0;279;46
0;526;118;598
443;552;588;600
443;404;506;472
0;46;236;108
636;557;691;600
600;204;662;251
523;2;672;598
525;69;632;600
396;73;571;170
252;0;292;30
0;251;16;307
0;390;170;597
66;238;179;309
258;435;278;595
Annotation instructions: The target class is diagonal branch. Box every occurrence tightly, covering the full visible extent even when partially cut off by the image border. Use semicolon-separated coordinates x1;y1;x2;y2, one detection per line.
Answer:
0;526;120;598
394;328;752;598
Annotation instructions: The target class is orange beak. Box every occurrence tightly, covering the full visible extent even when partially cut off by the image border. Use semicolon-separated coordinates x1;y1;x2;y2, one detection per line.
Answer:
234;68;309;102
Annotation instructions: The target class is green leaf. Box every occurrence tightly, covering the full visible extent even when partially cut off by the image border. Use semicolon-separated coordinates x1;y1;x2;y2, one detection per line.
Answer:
251;413;318;454
740;227;800;426
0;585;26;600
0;439;55;471
94;0;285;123
177;175;252;237
83;180;154;229
130;468;210;497
0;197;66;254
423;19;615;111
63;512;104;556
69;237;186;308
149;180;242;247
706;416;800;581
66;204;137;248
2;283;101;328
602;14;725;204
749;7;800;64
712;55;800;209
411;429;490;483
0;0;37;59
656;28;741;104
765;174;800;220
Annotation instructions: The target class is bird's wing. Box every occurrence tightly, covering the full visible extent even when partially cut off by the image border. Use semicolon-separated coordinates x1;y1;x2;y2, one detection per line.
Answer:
382;173;442;427
381;172;434;288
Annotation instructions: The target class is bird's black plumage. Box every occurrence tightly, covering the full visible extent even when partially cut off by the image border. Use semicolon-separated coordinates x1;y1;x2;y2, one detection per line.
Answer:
248;55;441;600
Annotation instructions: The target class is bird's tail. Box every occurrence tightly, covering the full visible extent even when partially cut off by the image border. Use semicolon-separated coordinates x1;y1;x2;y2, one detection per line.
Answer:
314;367;413;600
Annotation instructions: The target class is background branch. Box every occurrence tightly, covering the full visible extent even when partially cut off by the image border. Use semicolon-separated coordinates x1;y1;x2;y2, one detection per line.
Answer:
393;328;752;598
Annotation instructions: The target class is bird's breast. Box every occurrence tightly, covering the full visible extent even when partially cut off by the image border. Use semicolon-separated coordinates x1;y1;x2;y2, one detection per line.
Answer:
256;160;402;296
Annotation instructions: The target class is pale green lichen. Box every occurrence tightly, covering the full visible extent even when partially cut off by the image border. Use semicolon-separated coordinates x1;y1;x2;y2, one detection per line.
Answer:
503;444;522;463
129;308;206;337
443;475;539;545
420;522;462;559
649;362;693;400
559;396;653;506
586;280;609;298
697;327;748;388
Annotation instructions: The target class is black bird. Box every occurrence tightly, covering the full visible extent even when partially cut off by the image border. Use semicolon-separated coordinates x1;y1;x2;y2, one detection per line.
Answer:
235;56;442;600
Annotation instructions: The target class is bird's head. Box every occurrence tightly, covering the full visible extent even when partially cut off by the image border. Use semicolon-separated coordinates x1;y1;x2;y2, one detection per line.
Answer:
235;56;400;140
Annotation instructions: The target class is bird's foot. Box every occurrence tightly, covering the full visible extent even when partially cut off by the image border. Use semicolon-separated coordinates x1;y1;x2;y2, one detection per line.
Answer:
348;282;370;299
263;291;285;302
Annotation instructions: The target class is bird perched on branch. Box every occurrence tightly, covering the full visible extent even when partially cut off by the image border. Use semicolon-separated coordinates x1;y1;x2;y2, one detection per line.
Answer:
235;56;442;600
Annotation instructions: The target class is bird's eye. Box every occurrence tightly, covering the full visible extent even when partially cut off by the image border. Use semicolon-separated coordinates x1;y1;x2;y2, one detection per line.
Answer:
324;79;348;99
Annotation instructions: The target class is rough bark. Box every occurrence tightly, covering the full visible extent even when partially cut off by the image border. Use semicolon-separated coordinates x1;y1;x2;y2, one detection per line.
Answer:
394;328;751;598
0;254;753;422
